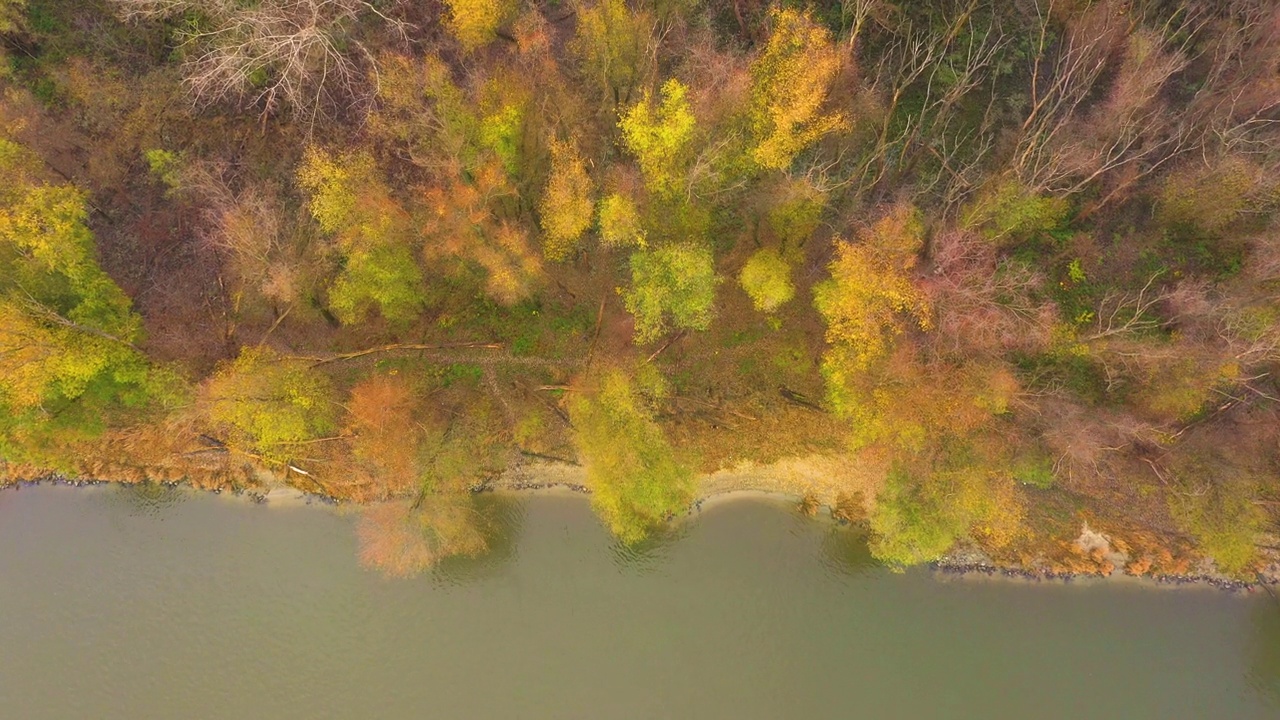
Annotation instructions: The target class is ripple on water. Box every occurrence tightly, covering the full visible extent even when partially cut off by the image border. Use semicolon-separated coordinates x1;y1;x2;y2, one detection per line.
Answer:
107;482;190;517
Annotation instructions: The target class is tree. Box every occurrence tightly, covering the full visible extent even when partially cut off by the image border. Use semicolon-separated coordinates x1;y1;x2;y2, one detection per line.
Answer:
357;497;490;577
813;205;931;380
203;346;337;460
739;247;794;313
0;138;169;453
871;452;1023;567
347;374;422;496
598;192;646;248
622;242;719;343
619;79;696;197
748;8;849;171
961;178;1070;245
297;146;425;324
568;368;694;544
421;160;544;305
572;0;654;110
443;0;519;51
539;139;595;261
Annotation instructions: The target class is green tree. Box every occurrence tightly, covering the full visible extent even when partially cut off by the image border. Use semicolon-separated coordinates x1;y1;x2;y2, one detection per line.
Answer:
739;247;794;313
961;178;1070;245
622;242;719;342
0;138;171;457
568;368;693;544
619;79;696;197
297;147;425;324
748;8;849;171
203;347;337;461
540;139;595;261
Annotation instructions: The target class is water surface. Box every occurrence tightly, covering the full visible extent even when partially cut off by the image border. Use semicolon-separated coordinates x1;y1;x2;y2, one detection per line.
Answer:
1;485;1277;718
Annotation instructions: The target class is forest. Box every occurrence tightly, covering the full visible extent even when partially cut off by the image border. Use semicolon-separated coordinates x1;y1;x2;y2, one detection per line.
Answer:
0;0;1278;578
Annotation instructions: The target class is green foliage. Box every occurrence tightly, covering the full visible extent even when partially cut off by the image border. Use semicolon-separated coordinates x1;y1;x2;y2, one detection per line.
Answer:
748;8;849;171
622;242;720;343
143;148;184;193
1168;462;1263;577
1157;156;1266;240
569;368;694;544
767;179;826;247
870;466;969;567
871;450;1024;567
598;192;646;248
204;347;337;461
328;242;426;325
739;247;794;313
539;139;595;261
619;79;696;197
962;179;1069;244
1012;451;1055;489
478;102;526;177
0;137;170;445
297;147;425;324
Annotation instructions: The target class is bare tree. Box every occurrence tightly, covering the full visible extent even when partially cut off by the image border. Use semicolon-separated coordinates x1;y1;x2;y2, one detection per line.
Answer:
111;0;405;125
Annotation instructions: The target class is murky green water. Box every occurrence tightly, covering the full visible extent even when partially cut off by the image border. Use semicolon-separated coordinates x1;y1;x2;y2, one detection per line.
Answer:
1;485;1278;719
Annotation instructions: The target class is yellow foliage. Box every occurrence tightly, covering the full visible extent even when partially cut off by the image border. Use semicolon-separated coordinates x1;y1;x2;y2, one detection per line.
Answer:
619;79;696;196
203;347;337;461
568;369;694;544
749;8;849;170
444;0;519;51
598;192;646;248
814;206;930;373
572;0;653;107
539;139;596;261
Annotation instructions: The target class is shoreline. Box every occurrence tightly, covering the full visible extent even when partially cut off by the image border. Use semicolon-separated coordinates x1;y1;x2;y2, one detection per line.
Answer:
4;469;1278;595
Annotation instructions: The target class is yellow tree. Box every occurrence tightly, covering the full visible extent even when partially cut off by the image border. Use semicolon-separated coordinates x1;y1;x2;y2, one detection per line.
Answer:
443;0;519;51
203;346;337;461
539;138;596;261
618;79;696;197
813;205;931;406
748;8;849;171
0;137;168;456
572;0;654;109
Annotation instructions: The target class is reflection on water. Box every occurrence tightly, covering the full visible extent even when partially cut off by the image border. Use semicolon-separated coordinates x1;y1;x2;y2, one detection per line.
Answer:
818;523;879;577
1249;595;1280;701
432;493;525;585
1;487;1276;720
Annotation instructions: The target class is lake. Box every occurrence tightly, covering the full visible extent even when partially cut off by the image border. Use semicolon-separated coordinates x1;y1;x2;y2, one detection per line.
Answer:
1;485;1277;718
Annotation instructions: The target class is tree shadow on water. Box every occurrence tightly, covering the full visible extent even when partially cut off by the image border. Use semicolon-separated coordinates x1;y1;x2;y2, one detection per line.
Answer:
1248;593;1280;705
431;493;527;586
818;523;881;578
